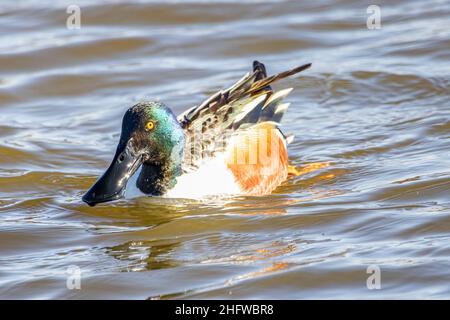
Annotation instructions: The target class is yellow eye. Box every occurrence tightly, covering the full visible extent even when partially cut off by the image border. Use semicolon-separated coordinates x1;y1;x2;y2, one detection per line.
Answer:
146;121;155;131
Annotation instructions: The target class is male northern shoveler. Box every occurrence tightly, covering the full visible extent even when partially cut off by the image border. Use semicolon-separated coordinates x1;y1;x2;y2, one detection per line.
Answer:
82;61;311;206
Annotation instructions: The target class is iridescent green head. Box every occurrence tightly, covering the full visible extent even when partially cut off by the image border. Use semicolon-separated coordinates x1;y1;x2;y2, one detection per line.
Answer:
121;102;184;164
83;101;184;206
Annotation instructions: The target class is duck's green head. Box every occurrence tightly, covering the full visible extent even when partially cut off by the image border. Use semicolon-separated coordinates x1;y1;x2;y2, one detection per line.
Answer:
82;101;184;206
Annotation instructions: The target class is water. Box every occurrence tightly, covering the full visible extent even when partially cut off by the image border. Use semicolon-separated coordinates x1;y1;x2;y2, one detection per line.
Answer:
1;0;449;299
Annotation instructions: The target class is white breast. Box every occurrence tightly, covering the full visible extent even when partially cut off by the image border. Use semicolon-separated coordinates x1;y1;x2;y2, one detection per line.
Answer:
124;153;241;200
164;153;241;199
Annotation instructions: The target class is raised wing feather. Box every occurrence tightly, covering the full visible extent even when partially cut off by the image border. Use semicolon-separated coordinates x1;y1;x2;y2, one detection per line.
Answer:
178;61;311;171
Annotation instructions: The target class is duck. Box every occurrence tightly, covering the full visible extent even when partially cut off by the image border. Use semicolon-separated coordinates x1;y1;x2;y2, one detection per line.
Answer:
82;61;311;206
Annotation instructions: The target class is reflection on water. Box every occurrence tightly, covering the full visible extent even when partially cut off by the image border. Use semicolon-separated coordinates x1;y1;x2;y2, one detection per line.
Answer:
1;0;450;299
107;239;182;271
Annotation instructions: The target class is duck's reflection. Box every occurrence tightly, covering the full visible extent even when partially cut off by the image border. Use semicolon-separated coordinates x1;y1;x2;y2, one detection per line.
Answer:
106;239;181;271
72;161;345;272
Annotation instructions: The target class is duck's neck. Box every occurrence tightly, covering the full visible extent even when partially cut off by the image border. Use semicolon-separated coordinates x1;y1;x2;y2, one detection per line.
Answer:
136;152;183;196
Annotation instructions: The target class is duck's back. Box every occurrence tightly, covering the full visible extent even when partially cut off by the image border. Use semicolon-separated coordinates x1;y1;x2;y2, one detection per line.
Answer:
173;61;310;197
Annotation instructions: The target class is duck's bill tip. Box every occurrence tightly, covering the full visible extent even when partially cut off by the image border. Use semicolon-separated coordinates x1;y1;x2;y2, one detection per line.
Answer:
82;191;122;207
82;143;145;207
82;195;97;207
